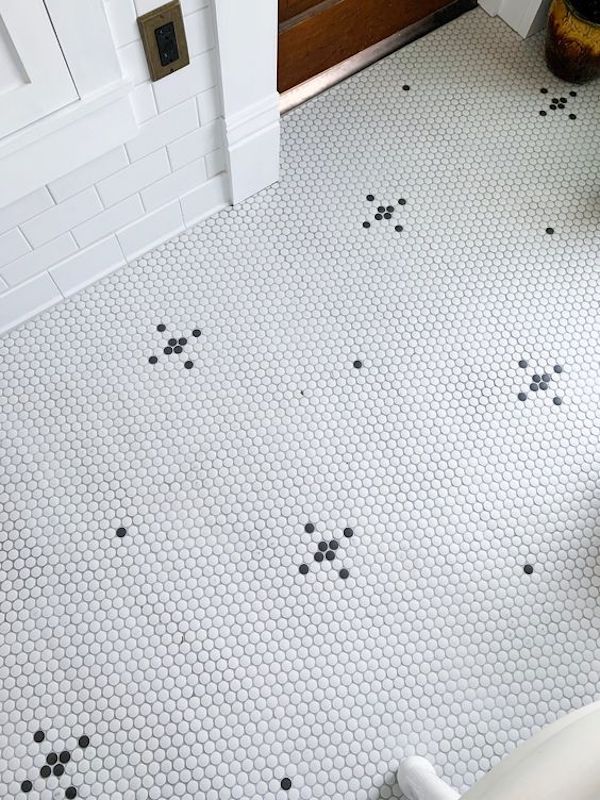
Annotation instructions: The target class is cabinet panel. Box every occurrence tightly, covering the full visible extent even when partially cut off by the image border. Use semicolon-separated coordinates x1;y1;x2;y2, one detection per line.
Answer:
0;0;78;139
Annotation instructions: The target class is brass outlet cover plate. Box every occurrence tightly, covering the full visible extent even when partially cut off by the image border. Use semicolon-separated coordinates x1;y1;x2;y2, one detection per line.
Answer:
137;0;190;82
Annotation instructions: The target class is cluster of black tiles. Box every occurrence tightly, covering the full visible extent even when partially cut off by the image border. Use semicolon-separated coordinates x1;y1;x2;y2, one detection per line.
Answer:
517;360;562;405
362;195;406;232
20;731;90;797
149;324;201;369
299;523;354;580
539;87;578;119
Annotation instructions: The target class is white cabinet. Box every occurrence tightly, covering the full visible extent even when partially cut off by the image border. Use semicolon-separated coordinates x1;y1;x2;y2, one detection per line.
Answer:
0;0;78;139
0;0;138;208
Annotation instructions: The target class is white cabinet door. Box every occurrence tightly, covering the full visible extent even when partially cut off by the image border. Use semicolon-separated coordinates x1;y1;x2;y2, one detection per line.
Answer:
0;0;78;139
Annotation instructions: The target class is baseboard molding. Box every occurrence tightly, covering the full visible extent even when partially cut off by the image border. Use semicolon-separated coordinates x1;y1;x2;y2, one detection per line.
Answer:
222;94;280;204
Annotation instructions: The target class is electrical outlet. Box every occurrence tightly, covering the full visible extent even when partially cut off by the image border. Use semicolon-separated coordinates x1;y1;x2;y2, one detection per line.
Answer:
137;1;189;82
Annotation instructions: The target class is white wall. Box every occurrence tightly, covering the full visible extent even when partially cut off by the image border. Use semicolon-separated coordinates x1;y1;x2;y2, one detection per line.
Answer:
0;0;280;335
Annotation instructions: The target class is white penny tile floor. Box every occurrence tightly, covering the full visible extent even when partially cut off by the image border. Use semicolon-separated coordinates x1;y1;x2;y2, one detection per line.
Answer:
2;8;600;800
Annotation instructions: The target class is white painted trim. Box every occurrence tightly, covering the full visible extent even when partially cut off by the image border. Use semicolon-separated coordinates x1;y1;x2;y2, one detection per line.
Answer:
210;0;280;204
0;87;137;207
478;0;550;37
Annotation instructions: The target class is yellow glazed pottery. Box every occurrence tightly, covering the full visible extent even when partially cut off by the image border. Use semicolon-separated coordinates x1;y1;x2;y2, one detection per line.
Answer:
546;0;600;83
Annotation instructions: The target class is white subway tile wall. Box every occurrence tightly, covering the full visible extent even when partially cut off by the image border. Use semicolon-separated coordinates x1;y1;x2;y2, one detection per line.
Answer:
0;0;228;335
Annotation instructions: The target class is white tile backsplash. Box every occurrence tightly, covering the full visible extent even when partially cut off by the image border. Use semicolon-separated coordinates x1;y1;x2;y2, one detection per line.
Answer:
152;52;215;113
96;150;171;207
126;100;198;161
0;273;61;332
117;200;183;261
72;195;145;248
0;4;227;334
141;158;208;211
48;148;130;204
0;229;31;267
50;236;126;297
21;189;103;249
0;188;54;236
0;234;78;287
167;121;220;171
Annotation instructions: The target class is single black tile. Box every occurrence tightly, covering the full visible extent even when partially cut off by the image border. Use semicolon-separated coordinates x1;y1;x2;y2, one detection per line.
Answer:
553;365;562;373
343;527;354;538
530;383;538;391
540;87;548;93
546;227;554;234
59;751;71;764
402;85;410;90
539;382;548;390
40;766;51;778
375;214;383;220
398;198;406;205
551;97;559;103
281;778;292;790
560;97;567;103
558;103;565;108
532;374;541;382
116;527;126;538
339;568;349;579
553;396;562;405
569;113;577;119
21;781;32;793
178;337;187;346
34;731;45;743
78;736;90;749
377;206;385;213
550;104;557;110
65;789;77;799
523;564;533;574
518;392;527;401
299;564;309;575
353;360;362;369
395;225;403;232
518;360;528;368
314;551;324;563
148;356;158;364
386;206;394;212
366;194;374;201
384;213;392;219
174;345;183;354
53;764;65;777
318;541;328;552
570;90;577;96
157;324;166;332
47;753;58;765
192;329;201;337
329;540;338;550
163;346;173;355
326;550;335;561
184;361;193;369
363;221;371;228
542;373;551;382
539;110;547;116
305;523;315;533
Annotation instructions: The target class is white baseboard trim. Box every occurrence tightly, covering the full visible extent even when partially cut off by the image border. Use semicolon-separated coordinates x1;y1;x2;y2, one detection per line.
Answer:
222;93;280;204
